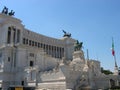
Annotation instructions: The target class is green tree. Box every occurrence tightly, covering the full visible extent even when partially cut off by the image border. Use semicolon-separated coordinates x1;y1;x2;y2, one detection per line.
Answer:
101;67;113;75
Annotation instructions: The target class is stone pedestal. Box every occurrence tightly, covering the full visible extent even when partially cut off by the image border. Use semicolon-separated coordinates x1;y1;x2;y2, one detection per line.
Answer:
114;66;119;75
72;50;85;63
70;50;85;71
73;50;84;59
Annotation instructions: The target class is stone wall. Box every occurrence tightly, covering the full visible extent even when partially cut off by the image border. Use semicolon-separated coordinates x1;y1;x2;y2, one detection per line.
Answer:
37;68;66;90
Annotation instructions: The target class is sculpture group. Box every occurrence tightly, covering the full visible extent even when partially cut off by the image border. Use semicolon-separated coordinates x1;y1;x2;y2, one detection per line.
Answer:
74;40;83;51
1;6;15;16
62;30;83;51
62;30;71;38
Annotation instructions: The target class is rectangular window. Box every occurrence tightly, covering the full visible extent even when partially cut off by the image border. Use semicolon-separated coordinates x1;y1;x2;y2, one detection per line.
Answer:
60;48;62;59
7;28;11;44
29;40;31;46
21;81;24;86
43;44;45;49
26;39;28;44
46;45;48;49
35;42;37;46
61;47;64;58
30;61;34;67
17;30;20;43
38;43;40;48
41;43;43;48
32;41;34;46
29;53;34;57
23;38;25;44
8;57;10;62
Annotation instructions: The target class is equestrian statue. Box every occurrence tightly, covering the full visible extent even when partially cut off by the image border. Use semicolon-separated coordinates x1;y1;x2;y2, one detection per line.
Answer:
74;40;83;51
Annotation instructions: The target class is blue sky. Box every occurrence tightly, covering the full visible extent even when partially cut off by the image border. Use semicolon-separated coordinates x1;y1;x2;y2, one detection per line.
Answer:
1;0;120;71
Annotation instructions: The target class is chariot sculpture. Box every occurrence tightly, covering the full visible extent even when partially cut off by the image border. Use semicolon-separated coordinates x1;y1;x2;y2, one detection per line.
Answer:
1;6;15;16
62;30;71;38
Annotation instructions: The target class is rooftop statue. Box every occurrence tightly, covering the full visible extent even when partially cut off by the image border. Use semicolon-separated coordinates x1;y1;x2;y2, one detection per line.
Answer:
74;40;83;51
2;6;8;15
8;10;15;16
62;30;71;38
1;6;15;16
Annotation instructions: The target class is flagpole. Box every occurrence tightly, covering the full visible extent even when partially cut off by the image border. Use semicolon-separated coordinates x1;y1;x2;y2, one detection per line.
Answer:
114;54;117;67
112;37;118;75
112;37;118;67
113;54;118;75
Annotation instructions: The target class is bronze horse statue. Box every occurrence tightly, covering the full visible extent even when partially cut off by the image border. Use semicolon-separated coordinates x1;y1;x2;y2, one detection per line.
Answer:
74;40;83;51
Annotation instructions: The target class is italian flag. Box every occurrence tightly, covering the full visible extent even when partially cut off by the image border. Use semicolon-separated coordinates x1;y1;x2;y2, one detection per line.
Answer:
112;38;115;56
